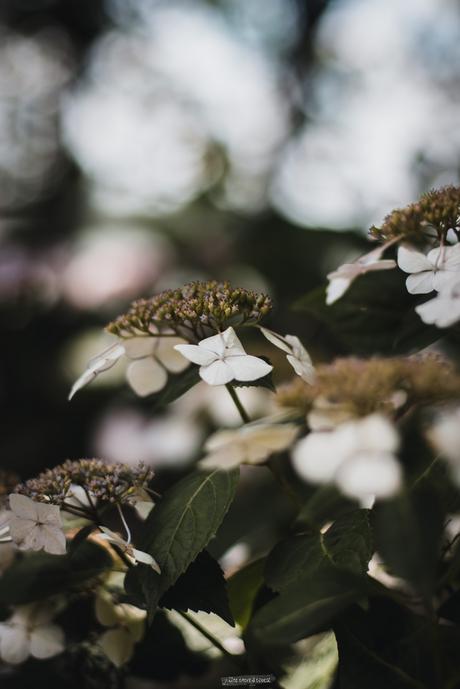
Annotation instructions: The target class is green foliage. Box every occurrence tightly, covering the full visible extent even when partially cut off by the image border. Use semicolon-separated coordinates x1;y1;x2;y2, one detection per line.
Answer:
159;550;234;624
294;271;442;355
265;509;372;592
0;541;112;605
373;484;444;597
126;468;239;621
227;557;265;628
246;511;372;645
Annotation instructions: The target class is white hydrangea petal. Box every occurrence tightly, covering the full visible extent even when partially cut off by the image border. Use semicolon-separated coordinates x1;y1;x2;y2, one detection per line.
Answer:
243;424;300;463
397;245;432;273
336;452;402;501
199;360;235;386
123;337;156;359
134;501;154;520
221;327;246;354
69;343;125;400
30;624;64;659
259;327;292;354
156;337;190;373
362;259;396;273
9;494;38;521
126;358;168;397
226;355;272;382
292;432;347;484
432;270;460;292
351;414;399;454
286;354;316;385
442;243;460;269
174;344;217;366
326;276;352;305
36;502;62;528
415;295;460;328
199;447;243;470
405;272;435;294
132;548;161;573
204;430;237;452
40;526;67;555
197;332;227;357
0;624;30;664
99;628;134;668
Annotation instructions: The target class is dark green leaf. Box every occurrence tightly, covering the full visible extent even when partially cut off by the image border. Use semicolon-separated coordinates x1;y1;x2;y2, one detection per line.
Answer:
159;550;234;625
227;558;265;628
0;541;112;605
373;485;443;596
128;468;239;621
294;271;441;356
265;510;373;592
248;568;363;645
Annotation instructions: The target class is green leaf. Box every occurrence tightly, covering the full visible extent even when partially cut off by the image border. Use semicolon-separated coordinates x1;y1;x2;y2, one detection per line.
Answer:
265;510;373;592
128;468;239;621
159;550;234;625
0;541;112;605
373;484;443;596
294;271;441;356
295;485;356;529
227;558;266;628
248;568;364;645
151;365;201;408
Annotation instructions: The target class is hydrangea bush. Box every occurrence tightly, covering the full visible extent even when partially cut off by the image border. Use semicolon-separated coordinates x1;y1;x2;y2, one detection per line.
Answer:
1;187;460;688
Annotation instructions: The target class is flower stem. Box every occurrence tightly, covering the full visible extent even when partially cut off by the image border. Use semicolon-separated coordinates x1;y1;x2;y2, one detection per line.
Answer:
177;611;245;669
225;384;250;424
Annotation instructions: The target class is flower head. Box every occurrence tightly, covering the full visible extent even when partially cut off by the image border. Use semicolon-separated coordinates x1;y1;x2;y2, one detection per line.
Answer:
199;422;299;470
259;327;316;384
326;245;396;304
0;603;64;665
174;326;272;386
397;243;460;294
275;355;460;421
370;185;460;244
8;494;66;555
107;280;272;340
16;459;154;508
292;414;402;503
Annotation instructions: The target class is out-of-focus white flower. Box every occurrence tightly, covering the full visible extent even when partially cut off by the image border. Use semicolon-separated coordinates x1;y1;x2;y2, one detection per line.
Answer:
415;278;460;328
0;604;64;665
428;407;460;484
259;327;316;384
292;414;402;503
96;590;146;668
8;494;66;555
326;245;396;305
199;422;299;470
174;327;272;386
397;243;460;294
98;527;160;573
69;334;189;400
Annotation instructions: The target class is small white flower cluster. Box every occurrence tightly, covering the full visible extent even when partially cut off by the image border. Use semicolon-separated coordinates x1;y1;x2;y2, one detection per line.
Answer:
397;244;460;328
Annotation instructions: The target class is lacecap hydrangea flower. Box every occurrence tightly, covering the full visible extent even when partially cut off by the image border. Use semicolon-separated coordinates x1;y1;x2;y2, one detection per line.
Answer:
70;280;272;399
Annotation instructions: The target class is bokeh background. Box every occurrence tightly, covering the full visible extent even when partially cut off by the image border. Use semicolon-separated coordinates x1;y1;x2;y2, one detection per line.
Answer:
1;0;460;547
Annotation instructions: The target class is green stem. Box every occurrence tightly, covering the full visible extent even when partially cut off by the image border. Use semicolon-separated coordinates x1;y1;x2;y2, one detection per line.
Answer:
177;611;245;669
225;384;250;424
